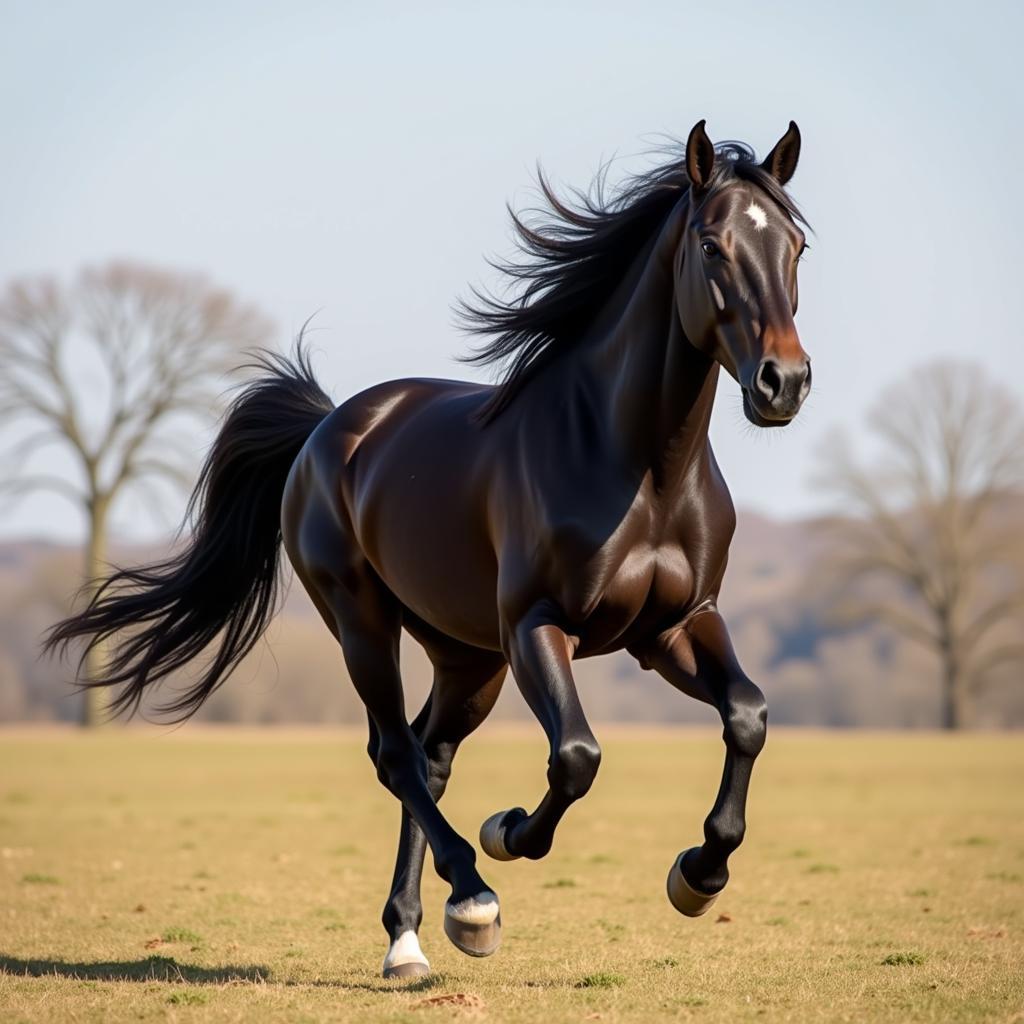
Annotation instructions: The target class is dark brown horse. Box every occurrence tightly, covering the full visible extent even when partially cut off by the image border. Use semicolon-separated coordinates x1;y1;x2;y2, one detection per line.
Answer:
49;120;811;979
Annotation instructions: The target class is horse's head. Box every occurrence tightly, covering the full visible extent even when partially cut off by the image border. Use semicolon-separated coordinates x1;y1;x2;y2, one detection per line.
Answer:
674;121;810;427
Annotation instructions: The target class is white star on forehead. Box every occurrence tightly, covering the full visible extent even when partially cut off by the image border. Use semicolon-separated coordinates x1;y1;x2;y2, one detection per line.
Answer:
745;201;768;231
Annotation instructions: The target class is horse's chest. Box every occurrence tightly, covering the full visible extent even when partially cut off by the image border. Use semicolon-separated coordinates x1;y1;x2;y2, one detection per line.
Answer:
528;475;731;653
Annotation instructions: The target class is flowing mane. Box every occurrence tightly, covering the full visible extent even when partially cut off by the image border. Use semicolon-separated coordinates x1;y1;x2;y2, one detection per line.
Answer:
459;140;806;422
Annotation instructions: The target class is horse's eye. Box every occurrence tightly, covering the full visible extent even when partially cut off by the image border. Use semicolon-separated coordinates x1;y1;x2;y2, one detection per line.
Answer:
701;239;720;259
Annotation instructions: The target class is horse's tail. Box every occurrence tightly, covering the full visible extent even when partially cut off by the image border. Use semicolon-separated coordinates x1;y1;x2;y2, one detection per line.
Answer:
44;344;334;721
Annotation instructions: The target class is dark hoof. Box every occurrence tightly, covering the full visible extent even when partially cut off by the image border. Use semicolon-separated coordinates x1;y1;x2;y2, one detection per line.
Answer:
480;807;526;861
666;849;721;918
443;891;501;957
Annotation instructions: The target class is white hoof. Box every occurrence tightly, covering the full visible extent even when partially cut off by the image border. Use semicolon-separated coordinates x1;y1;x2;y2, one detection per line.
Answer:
480;808;525;861
443;891;501;957
382;929;430;979
666;850;721;918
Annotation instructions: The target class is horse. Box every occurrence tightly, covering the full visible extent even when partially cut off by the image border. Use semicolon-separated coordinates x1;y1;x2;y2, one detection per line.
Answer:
48;120;812;980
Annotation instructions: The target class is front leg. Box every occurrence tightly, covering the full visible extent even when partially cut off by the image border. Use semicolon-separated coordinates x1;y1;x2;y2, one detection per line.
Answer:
633;607;767;914
480;607;601;862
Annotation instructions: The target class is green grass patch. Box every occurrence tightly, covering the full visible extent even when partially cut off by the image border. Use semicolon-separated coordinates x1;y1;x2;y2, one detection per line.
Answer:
167;991;208;1006
958;835;995;847
577;971;625;989
881;951;925;966
329;843;359;857
21;872;59;885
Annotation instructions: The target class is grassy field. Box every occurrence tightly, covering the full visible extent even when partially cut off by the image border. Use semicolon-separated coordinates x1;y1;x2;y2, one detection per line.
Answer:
0;727;1022;1023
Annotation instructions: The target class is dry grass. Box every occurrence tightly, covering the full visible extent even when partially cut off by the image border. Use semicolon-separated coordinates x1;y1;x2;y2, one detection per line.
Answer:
1;727;1022;1022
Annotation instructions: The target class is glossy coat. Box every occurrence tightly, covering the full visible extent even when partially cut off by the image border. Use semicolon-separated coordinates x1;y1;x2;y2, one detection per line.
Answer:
49;121;812;973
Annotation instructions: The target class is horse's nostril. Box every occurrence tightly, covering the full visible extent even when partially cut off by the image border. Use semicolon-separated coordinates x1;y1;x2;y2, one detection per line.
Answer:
755;359;783;402
801;361;812;398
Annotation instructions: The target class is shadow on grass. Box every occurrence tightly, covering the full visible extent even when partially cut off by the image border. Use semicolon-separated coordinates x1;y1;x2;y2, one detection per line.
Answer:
0;954;269;984
0;956;456;995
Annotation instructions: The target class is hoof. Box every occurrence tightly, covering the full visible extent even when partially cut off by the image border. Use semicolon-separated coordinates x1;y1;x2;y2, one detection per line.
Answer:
480;807;526;861
382;930;430;979
666;849;721;918
383;960;429;980
443;891;501;957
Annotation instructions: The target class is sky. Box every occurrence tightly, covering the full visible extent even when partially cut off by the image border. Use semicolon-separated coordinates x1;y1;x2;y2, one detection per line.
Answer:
1;0;1022;542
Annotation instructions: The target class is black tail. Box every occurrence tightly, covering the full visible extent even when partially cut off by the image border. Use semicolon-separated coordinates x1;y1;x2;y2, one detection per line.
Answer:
45;344;334;721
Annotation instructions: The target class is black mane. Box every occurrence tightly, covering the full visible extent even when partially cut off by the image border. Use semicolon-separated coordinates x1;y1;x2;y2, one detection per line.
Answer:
459;140;806;422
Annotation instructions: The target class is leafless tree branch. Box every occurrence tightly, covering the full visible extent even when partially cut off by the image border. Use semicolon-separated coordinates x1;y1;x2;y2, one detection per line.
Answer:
816;361;1024;728
0;261;275;726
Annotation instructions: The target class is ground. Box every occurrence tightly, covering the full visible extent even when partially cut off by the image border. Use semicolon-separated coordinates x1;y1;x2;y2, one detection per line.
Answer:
0;727;1021;1023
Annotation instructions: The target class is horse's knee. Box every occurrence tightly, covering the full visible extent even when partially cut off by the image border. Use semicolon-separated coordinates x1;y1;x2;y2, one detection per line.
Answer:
723;683;767;759
549;736;602;802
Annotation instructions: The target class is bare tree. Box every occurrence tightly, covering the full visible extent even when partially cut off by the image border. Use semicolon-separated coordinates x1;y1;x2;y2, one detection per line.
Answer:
0;262;274;726
816;362;1024;728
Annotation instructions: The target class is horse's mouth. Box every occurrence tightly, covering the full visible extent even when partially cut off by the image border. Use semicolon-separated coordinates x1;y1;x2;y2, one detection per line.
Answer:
742;389;795;428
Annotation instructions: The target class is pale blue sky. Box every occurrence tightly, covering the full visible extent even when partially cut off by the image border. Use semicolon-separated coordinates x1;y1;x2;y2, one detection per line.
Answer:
2;0;1022;541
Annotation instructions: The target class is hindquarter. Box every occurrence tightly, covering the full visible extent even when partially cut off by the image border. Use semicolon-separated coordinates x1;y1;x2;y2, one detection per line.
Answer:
292;379;506;650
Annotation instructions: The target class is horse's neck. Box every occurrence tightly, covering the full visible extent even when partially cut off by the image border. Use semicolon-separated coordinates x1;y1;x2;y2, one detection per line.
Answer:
575;199;719;487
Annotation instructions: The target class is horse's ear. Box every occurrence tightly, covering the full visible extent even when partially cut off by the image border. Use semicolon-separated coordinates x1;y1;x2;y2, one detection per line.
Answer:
686;120;715;191
761;121;801;186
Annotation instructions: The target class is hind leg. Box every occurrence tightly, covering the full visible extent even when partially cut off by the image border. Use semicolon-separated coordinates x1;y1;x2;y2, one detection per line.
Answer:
302;550;500;960
382;642;507;978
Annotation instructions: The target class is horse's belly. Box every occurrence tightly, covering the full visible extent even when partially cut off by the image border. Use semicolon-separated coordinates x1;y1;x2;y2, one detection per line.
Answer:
375;523;502;650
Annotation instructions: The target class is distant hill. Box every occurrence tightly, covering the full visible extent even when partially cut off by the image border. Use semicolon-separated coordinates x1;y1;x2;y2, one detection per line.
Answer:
1;506;1021;727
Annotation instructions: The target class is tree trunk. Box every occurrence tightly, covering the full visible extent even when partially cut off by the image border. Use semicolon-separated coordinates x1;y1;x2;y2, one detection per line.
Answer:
938;633;968;730
939;657;957;730
81;496;110;728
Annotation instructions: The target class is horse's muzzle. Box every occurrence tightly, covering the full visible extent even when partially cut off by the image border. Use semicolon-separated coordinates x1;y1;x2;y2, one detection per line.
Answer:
743;357;811;426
